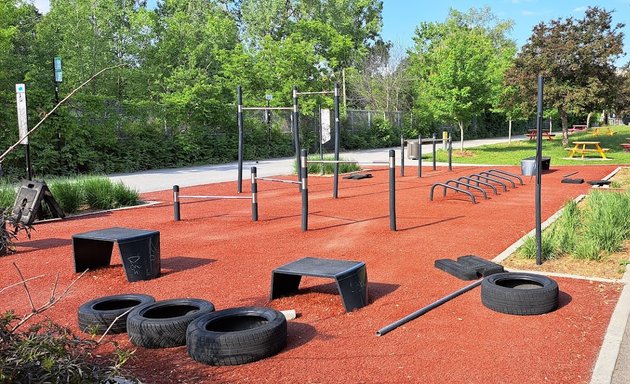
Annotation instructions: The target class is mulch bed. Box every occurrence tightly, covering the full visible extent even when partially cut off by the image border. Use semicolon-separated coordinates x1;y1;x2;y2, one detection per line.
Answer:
0;164;622;383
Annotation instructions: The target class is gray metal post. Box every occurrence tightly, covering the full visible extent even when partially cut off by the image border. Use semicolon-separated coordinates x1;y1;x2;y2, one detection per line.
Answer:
301;149;308;231
251;167;258;221
333;83;340;199
173;185;180;221
448;136;453;171
400;133;405;177
389;149;396;231
237;86;244;193
293;87;301;191
418;134;422;178
432;133;437;171
535;76;544;265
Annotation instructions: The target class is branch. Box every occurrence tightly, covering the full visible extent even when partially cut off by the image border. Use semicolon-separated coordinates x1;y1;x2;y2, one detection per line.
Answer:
13;262;35;312
0;274;45;295
0;64;127;164
97;307;133;344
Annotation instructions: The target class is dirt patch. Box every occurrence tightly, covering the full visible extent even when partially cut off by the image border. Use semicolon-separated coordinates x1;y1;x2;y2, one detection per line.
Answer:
501;166;630;280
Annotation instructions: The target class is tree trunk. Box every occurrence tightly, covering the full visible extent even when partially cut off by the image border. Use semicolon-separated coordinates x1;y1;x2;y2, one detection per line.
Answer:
560;108;569;146
586;112;593;128
458;121;464;152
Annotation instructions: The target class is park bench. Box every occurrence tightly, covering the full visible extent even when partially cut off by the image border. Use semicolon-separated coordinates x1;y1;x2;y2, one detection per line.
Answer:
568;124;588;133
620;143;630;152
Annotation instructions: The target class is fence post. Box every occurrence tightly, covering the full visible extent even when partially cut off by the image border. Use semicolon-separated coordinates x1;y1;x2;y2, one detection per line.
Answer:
251;167;258;221
389;150;396;231
301;149;308;231
432;133;437;171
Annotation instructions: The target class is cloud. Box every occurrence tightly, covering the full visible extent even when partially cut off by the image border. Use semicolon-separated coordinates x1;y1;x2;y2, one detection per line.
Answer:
573;6;587;13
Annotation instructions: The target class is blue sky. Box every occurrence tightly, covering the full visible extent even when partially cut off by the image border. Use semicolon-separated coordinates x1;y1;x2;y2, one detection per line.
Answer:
32;0;629;65
381;0;629;65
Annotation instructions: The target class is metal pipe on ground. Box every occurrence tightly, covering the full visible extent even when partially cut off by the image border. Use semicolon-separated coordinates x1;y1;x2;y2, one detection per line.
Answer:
376;279;482;336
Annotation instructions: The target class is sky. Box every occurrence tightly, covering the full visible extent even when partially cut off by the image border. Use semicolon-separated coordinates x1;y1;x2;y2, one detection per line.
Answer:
31;0;630;66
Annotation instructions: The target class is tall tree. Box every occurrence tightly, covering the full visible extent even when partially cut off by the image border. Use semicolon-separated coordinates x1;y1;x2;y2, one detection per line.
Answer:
505;7;624;145
407;7;515;150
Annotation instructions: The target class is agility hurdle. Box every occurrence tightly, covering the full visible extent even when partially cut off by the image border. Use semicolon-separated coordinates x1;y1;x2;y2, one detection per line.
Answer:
305;150;397;231
173;167;259;221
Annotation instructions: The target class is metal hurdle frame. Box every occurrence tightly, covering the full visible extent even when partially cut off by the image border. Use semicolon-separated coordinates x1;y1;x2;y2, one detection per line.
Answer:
173;167;259;221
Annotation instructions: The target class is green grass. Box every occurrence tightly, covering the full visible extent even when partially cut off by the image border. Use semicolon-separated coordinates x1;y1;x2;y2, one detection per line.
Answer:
295;155;362;175
0;176;140;214
435;125;630;165
519;190;630;261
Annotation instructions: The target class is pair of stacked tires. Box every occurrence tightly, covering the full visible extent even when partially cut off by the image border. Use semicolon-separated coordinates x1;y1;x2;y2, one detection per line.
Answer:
78;295;287;365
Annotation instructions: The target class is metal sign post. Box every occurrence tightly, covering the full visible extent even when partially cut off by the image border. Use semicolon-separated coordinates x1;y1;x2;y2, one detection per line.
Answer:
15;83;32;180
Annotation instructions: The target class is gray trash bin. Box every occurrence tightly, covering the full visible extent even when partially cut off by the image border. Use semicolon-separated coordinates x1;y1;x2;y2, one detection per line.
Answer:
407;140;419;160
521;156;551;176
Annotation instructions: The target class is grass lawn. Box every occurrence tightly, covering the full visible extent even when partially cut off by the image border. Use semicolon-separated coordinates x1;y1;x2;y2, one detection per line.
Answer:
434;124;630;165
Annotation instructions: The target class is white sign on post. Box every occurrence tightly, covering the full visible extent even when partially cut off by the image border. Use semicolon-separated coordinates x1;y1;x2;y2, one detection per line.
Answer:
16;83;28;145
320;108;331;144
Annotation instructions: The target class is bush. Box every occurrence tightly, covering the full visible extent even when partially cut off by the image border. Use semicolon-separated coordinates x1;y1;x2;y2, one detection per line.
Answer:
0;312;138;383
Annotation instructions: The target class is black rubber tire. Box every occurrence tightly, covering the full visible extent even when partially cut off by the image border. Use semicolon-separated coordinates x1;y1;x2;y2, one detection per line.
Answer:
77;294;155;334
127;298;215;348
187;306;287;366
481;272;559;315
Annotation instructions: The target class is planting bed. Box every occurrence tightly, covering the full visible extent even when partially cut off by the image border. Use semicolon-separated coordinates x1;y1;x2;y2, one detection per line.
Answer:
0;164;622;383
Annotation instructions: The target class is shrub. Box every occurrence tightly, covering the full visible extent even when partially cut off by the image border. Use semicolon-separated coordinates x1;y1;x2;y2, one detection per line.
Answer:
518;231;557;261
49;179;83;214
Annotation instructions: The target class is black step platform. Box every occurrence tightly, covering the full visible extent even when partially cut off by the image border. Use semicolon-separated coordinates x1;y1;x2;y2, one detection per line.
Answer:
435;255;504;280
270;257;368;312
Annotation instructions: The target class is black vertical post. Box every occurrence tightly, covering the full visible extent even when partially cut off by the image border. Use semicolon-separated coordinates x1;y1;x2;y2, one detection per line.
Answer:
237;86;244;193
418;134;422;178
25;145;32;180
251;166;258;221
389;150;396;231
333;83;340;199
319;104;323;176
400;133;405;177
448;136;453;171
301;149;308;231
535;75;544;266
173;185;180;221
432;133;437;171
293;87;301;191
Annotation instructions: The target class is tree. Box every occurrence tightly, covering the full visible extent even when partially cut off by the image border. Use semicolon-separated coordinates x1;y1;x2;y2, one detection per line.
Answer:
407;7;515;150
505;7;624;145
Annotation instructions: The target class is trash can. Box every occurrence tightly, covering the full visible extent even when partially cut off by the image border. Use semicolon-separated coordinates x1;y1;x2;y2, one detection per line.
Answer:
407;140;419;160
520;156;551;176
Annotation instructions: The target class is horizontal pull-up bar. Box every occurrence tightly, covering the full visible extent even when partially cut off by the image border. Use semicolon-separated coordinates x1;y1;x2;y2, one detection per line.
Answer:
256;177;301;185
295;91;334;96
241;106;294;111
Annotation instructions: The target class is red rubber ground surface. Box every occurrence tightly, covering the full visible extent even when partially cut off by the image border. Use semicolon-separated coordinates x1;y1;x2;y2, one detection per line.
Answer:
0;164;622;383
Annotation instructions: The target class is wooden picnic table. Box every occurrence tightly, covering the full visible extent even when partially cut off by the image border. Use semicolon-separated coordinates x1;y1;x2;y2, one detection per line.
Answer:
525;130;555;140
566;141;609;159
592;127;615;136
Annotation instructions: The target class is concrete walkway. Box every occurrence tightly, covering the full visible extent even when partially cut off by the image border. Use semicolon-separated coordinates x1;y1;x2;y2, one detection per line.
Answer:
107;134;629;384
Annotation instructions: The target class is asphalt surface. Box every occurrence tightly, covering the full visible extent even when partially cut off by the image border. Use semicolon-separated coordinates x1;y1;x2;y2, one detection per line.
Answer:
108;134;629;384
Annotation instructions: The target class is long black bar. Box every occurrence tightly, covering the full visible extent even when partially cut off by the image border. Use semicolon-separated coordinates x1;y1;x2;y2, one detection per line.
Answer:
448;136;452;171
389;149;396;231
293;86;301;192
301;149;308;231
487;169;524;185
333;83;340;199
429;183;477;204
400;133;405;177
479;171;516;188
456;176;498;195
432;133;437;171
443;180;487;199
237;86;244;193
376;279;482;336
535;76;544;265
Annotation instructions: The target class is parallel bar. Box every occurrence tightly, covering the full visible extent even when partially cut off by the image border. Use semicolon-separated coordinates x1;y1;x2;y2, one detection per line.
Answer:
376;280;482;336
241;106;294;111
448;136;453;171
295;91;334;95
256;177;302;185
237;86;244;193
333;83;340;199
432;133;437;171
389;150;396;231
400;133;405;177
535;75;544;266
418;134;422;178
178;195;251;199
293;86;301;192
309;160;357;164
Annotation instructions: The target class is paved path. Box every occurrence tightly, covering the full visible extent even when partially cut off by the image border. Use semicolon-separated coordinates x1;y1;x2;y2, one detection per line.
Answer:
108;133;629;384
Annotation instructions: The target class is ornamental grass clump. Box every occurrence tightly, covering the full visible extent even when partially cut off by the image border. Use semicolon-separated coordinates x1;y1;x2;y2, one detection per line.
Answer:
302;155;362;175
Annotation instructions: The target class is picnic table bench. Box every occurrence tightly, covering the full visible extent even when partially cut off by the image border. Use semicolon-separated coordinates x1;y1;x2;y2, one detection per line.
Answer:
592;127;616;136
620;143;630;152
525;130;555;140
565;141;610;159
568;124;588;133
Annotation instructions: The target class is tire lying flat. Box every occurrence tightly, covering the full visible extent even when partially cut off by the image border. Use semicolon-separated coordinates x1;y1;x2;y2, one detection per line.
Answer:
127;298;215;348
78;294;155;334
187;306;287;366
481;272;559;315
